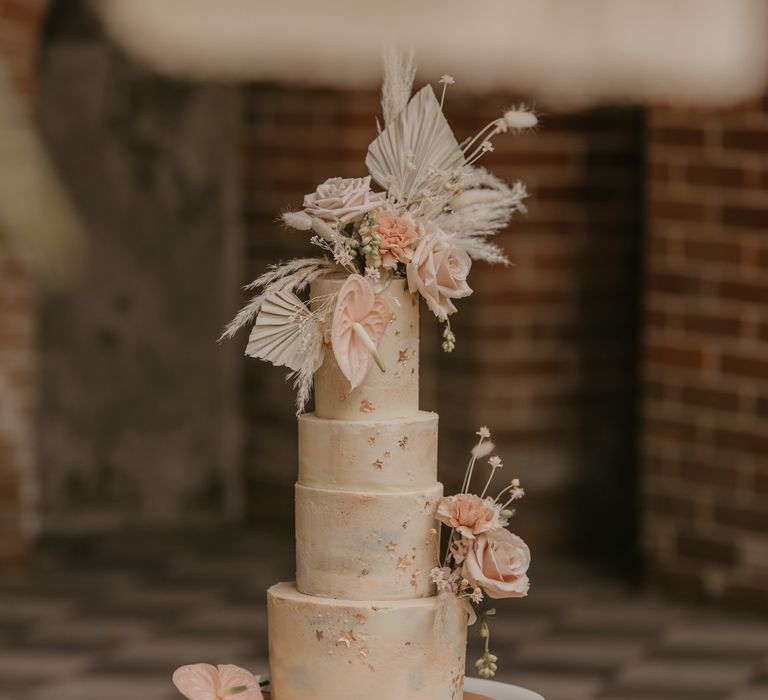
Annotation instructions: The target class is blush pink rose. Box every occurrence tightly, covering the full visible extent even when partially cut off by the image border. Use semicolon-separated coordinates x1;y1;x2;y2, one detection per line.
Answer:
406;227;472;319
304;176;385;224
436;494;503;540
369;210;419;269
463;529;530;599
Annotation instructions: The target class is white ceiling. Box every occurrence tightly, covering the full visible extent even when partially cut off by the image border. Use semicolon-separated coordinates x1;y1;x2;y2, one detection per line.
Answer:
91;0;768;107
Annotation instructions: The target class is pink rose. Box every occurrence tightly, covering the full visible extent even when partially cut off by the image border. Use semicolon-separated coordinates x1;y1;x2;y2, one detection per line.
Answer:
463;529;530;599
369;209;419;269
406;227;472;319
436;494;503;540
304;176;385;224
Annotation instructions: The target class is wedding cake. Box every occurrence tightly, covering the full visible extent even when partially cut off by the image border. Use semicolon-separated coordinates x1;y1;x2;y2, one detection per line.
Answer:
172;54;536;700
267;276;467;700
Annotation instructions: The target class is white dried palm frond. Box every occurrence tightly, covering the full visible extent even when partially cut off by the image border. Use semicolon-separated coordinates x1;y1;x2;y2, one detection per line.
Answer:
438;166;527;265
381;46;416;127
366;84;464;207
219;257;336;340
246;291;324;372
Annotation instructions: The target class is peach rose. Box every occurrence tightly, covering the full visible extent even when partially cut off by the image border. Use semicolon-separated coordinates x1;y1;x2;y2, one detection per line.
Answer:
463;529;530;599
369;210;419;269
436;494;502;540
406;227;472;319
304;176;385;224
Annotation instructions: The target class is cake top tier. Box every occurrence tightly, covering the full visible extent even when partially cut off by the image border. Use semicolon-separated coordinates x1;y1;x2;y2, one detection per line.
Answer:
311;276;419;420
223;66;536;414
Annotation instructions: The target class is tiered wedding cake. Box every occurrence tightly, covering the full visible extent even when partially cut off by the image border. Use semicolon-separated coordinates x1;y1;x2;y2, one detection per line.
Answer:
176;55;537;700
267;276;467;700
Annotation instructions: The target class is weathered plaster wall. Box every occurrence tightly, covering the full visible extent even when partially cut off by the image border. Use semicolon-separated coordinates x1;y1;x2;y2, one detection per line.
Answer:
35;2;243;531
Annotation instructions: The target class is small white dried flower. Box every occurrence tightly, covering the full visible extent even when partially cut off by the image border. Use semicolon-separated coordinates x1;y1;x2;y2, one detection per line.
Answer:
430;566;453;592
471;441;495;459
488;455;503;469
282;211;313;230
477;426;491;439
470;586;484;603
503;107;538;131
439;75;455;85
364;266;381;282
481;140;494;153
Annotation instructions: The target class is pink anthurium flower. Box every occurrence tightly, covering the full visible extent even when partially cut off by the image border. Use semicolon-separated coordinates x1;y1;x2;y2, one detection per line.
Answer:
172;663;264;700
331;274;390;389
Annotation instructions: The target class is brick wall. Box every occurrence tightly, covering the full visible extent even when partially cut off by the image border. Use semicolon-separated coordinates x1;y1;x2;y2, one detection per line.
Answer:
642;97;768;604
0;0;49;566
241;85;644;554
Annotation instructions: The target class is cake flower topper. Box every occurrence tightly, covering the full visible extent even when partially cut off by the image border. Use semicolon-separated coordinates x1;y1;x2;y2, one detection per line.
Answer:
432;426;530;679
221;50;536;413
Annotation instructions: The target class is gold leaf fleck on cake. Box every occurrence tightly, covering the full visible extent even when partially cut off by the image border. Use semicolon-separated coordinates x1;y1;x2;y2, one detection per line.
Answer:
372;458;383;470
354;613;368;624
368;664;376;672
398;436;408;449
429;528;438;536
410;368;415;375
396;555;410;570
394;330;401;336
336;630;357;647
402;520;408;529
383;450;391;459
360;568;369;576
385;541;397;551
410;569;420;588
404;641;411;646
360;399;375;413
315;630;324;641
367;436;376;445
359;647;369;658
398;348;410;364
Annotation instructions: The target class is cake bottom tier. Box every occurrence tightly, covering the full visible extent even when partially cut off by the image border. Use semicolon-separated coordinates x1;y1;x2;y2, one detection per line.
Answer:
268;582;468;700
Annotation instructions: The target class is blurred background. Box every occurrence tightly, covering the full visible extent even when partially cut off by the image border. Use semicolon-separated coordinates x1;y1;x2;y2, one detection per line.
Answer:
0;1;766;699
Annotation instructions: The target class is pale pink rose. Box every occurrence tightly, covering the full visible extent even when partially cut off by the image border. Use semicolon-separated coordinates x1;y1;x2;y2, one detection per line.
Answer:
463;529;530;600
406;227;472;319
369;209;419;269
436;494;503;540
304;176;385;224
172;663;263;700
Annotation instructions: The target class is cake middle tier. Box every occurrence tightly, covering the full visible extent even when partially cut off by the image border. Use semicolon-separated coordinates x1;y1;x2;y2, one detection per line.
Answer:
298;411;438;492
296;482;442;600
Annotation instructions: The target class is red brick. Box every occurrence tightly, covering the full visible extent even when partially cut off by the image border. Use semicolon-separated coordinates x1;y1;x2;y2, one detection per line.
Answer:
714;427;768;455
718;280;768;304
687;164;745;189
683;312;741;338
646;343;703;370
645;490;696;518
677;531;737;565
650;125;706;147
645;417;698;442
720;353;768;380
714;501;768;533
650;197;710;224
683;239;742;265
680;385;741;412
721;128;768;152
721;204;768;229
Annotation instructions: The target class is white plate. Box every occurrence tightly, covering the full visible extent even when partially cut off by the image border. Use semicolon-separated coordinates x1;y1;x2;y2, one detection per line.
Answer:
465;676;545;700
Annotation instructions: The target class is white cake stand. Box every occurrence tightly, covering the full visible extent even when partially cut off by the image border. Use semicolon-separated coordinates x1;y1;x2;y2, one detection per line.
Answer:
465;677;545;700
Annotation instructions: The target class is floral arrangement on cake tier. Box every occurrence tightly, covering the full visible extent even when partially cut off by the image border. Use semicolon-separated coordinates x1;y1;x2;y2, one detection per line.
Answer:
432;426;530;679
221;51;536;413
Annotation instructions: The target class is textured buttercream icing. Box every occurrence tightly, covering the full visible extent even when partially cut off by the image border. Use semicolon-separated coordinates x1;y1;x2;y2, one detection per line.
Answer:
298;411;438;492
295;483;442;600
312;277;419;421
268;582;467;700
